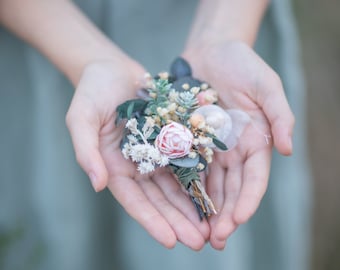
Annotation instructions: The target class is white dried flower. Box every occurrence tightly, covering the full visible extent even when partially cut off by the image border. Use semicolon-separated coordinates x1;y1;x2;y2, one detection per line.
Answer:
138;161;155;174
147;146;161;161
125;118;138;135
158;155;169;167
156;107;169;117
205;125;215;134
206;155;213;163
199;136;213;145
197;163;205;170
193;138;200;146
204;147;214;156
127;134;138;144
188;151;198;159
142;117;155;139
145;116;155;127
204;147;214;163
130;144;148;162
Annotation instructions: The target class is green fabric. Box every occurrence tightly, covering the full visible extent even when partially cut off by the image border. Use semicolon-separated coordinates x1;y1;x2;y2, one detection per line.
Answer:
0;0;311;269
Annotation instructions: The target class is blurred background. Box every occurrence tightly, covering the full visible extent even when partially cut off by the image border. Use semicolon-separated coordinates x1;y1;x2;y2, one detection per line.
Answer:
293;0;340;269
0;1;339;269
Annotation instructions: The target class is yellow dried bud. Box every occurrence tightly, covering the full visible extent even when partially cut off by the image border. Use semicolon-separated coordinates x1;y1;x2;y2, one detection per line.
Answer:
200;83;209;90
177;106;187;113
189;113;205;128
190;86;200;95
158;72;169;80
182;83;190;90
167;103;177;112
149;92;157;99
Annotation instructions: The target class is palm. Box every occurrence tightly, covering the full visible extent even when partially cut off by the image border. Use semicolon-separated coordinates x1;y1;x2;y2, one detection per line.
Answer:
185;41;293;249
67;60;209;250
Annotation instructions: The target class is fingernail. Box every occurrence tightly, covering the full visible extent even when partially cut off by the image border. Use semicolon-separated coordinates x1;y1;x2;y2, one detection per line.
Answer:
88;172;99;192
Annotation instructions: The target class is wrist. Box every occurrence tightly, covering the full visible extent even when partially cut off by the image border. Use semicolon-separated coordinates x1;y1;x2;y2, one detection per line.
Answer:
185;0;269;51
182;40;250;80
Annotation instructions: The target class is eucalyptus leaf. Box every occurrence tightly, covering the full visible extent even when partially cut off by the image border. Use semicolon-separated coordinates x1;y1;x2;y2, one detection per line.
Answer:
116;99;147;117
212;137;228;151
205;133;228;151
169;155;199;168
127;102;134;119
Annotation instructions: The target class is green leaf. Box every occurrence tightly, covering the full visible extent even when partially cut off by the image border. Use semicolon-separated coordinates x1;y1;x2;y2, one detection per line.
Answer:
170;166;200;189
169;155;199;168
205;133;228;151
115;99;148;125
212;137;228;151
127;102;134;119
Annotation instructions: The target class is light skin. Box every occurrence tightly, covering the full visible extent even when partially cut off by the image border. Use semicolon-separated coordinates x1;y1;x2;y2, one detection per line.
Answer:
0;0;294;250
183;0;294;249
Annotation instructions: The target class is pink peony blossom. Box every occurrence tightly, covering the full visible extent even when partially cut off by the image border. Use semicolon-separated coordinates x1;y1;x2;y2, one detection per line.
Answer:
155;122;193;159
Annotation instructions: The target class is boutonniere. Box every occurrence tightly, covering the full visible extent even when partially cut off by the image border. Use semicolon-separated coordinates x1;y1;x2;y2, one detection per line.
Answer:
116;57;250;220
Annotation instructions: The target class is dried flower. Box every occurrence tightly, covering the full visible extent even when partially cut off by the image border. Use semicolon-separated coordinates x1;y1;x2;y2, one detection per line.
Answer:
190;86;200;95
189;113;205;128
182;83;190;90
138;161;155;174
155;122;193;159
125;118;139;135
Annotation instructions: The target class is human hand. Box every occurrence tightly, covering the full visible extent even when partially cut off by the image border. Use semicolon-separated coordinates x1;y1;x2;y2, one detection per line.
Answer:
66;60;210;250
183;41;295;249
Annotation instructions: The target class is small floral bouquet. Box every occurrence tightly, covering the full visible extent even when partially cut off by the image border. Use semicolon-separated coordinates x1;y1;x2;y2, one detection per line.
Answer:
115;57;250;220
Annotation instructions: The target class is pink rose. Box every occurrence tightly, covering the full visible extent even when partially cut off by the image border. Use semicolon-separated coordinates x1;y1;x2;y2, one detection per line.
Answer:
155;122;193;159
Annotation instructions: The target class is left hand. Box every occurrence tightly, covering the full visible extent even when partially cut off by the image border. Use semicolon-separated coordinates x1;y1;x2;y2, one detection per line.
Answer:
183;41;295;250
66;59;210;250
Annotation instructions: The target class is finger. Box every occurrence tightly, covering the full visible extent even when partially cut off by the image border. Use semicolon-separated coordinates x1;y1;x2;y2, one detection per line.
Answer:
154;170;210;241
206;159;226;213
139;174;206;250
66;106;108;192
108;175;177;249
257;71;295;155
209;163;242;250
233;148;271;224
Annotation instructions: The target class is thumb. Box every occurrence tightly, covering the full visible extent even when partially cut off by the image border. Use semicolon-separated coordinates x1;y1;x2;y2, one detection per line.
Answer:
66;107;108;192
258;71;295;155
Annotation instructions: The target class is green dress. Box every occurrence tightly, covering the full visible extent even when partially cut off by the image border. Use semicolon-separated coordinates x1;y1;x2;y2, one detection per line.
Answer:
0;0;311;269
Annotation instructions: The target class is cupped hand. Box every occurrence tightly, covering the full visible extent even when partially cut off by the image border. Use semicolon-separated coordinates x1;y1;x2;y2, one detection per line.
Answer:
66;60;210;250
183;41;295;249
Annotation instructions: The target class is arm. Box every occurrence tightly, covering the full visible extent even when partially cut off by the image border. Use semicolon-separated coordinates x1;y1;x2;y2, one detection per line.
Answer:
0;0;210;250
0;0;138;85
185;0;268;47
182;0;295;249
